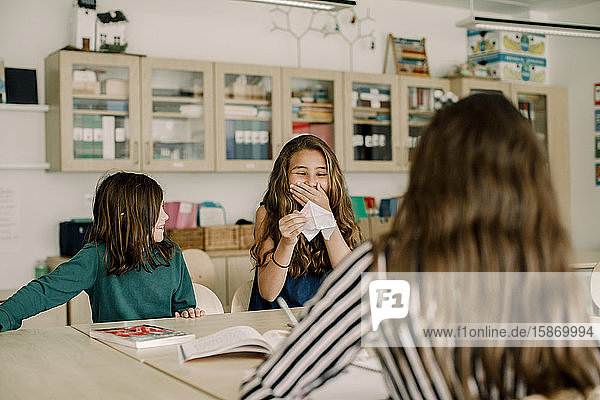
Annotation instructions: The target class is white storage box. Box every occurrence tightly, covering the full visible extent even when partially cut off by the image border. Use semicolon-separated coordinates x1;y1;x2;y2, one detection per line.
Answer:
469;51;547;83
467;30;546;57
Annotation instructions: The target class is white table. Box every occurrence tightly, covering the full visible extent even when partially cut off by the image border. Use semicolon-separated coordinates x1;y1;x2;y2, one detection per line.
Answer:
73;309;387;400
0;326;215;399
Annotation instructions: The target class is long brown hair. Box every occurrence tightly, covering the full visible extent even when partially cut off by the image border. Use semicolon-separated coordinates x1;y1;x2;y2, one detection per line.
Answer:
87;171;175;276
376;93;600;398
251;135;360;277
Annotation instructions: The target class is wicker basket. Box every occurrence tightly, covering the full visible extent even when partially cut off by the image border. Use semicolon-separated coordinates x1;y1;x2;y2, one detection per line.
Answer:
238;224;255;249
166;227;204;250
203;225;239;251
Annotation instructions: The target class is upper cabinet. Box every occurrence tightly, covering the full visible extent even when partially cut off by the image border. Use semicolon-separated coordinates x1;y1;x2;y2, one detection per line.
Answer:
281;68;344;166
399;76;450;168
343;72;401;172
45;50;141;172
510;84;570;227
214;63;281;172
140;58;214;171
449;77;511;98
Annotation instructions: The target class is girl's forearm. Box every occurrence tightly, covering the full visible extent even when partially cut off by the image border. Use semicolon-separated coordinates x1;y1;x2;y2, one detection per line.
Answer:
257;240;295;302
324;226;351;268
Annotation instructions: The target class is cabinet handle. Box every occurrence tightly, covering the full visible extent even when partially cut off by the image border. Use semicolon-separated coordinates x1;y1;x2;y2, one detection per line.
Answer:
145;142;151;165
132;141;138;164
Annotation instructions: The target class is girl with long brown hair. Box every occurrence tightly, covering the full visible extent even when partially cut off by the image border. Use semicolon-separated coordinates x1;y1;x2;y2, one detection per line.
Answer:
0;171;203;332
241;93;600;399
249;134;360;310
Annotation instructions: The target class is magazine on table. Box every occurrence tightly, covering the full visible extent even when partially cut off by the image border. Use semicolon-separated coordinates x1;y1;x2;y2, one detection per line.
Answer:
90;324;195;349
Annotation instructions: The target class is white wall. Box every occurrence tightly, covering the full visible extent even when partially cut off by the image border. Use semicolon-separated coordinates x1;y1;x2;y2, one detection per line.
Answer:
545;3;600;250
0;0;597;288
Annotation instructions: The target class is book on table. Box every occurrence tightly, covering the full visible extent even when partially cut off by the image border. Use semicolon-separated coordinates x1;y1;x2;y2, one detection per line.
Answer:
90;324;195;349
179;325;289;362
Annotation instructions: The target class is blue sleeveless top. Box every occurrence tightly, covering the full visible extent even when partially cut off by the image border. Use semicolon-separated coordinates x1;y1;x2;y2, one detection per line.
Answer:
248;267;326;310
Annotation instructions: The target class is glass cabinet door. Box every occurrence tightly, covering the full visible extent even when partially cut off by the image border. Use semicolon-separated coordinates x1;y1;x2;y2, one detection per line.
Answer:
141;58;214;171
215;63;281;171
46;50;141;171
344;73;401;172
510;84;570;228
399;77;450;165
281;68;343;165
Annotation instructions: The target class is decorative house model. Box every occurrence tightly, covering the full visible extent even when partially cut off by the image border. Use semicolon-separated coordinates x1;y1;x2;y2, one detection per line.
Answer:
70;0;97;50
95;11;128;53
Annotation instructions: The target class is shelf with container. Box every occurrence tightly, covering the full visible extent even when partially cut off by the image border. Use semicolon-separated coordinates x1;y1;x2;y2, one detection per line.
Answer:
510;83;570;228
45;50;141;171
343;72;401;172
214;63;281;172
281;68;344;165
399;76;450;168
140;58;214;171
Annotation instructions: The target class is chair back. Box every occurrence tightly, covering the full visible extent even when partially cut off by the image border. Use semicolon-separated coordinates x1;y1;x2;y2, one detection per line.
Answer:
192;283;224;315
231;280;254;313
182;248;216;290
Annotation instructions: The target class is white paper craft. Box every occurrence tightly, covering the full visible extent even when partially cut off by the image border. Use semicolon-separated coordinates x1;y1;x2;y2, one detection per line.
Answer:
300;200;336;241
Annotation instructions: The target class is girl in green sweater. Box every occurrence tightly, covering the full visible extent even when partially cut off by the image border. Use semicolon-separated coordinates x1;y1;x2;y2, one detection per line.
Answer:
0;171;204;332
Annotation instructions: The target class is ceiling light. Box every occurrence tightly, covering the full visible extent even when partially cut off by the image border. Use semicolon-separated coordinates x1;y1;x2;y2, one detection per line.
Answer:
232;0;356;11
457;15;600;39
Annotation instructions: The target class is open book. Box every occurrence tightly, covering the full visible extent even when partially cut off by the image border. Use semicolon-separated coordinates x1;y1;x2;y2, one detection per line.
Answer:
90;324;195;349
179;325;289;362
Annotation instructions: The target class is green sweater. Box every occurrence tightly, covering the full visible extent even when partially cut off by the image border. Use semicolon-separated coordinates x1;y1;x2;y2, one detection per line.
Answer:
0;242;196;332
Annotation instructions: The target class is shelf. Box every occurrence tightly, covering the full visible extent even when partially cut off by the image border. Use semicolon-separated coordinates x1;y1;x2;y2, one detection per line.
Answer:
224;99;270;105
73;94;128;101
354;120;390;126
153;112;203;119
0;162;50;170
0;103;49;112
225;116;271;121
409;123;428;127
295;103;333;108
152;96;203;103
292;118;333;124
353;106;390;112
408;109;435;114
72;110;128;116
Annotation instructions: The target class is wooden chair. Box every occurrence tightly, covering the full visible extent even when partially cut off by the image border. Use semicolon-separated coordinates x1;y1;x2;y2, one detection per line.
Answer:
182;248;216;290
230;280;253;313
192;283;224;315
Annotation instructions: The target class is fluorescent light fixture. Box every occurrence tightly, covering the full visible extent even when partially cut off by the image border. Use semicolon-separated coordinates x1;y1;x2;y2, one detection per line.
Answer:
457;15;600;39
232;0;356;11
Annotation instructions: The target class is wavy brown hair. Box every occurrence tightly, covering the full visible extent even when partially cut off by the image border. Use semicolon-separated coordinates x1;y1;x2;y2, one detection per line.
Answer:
251;135;360;277
87;171;175;276
376;93;600;398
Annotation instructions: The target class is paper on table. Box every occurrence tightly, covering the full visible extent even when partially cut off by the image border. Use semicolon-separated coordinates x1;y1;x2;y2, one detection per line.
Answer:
300;200;336;241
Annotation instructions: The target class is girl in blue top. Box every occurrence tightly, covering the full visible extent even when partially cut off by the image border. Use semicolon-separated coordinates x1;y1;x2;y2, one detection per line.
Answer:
249;135;361;310
0;171;203;332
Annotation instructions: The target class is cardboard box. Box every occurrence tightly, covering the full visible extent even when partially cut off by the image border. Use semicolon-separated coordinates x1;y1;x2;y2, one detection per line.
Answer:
469;51;547;83
467;30;546;57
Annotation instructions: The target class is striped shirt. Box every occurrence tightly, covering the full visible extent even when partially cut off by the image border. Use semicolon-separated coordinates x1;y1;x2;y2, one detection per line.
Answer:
240;241;457;400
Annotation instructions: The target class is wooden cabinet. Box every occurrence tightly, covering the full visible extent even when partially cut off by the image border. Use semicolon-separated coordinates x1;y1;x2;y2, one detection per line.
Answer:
343;72;401;171
399;76;450;168
510;84;570;227
449;77;511;98
45;50;141;171
214;63;282;171
281;68;344;166
140;58;214;171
